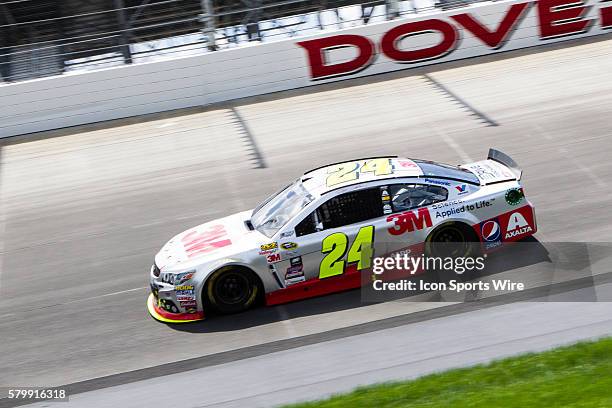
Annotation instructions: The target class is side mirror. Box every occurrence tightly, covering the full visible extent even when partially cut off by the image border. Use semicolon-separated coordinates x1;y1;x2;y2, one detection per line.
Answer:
315;221;324;232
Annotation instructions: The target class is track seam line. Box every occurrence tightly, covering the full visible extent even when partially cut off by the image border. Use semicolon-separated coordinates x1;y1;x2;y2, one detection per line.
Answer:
423;74;499;127
532;124;607;189
229;107;266;169
429;124;474;163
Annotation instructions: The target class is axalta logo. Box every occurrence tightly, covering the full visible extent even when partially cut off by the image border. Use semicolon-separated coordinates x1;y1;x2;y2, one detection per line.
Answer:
387;207;432;235
481;219;502;249
297;0;611;80
505;212;533;239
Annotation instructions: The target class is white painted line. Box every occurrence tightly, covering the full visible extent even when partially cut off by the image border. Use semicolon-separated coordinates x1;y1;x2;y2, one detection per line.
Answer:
430;123;474;163
0;287;149;318
157;121;178;129
533;125;607;189
559;147;607;189
131;220;166;229
277;305;298;338
56;286;148;308
63;287;148;304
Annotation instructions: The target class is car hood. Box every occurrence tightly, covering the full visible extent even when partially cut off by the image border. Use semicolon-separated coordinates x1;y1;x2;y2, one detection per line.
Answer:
155;210;263;271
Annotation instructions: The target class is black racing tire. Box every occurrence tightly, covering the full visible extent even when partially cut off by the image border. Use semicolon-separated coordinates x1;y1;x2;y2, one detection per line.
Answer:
425;222;478;258
424;222;481;281
205;266;261;315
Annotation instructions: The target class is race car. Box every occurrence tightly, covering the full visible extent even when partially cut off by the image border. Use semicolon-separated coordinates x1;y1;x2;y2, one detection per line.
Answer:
148;149;537;323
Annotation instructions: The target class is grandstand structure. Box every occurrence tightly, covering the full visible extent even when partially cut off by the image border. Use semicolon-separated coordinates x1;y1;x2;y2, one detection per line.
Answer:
0;0;468;83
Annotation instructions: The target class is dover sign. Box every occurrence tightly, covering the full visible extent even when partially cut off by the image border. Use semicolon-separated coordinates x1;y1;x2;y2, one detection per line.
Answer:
0;0;610;137
298;0;612;80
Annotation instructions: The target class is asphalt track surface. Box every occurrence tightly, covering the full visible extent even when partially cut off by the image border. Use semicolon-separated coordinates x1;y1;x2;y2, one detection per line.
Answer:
1;36;612;407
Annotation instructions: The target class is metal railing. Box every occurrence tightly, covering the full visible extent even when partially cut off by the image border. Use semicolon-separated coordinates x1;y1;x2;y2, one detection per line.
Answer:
0;0;481;84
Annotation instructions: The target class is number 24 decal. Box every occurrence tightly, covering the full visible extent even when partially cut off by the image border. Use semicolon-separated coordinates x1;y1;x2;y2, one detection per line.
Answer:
326;159;393;187
319;226;374;279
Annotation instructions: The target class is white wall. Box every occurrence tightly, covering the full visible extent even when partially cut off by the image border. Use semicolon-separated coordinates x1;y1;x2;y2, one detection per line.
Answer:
1;0;610;138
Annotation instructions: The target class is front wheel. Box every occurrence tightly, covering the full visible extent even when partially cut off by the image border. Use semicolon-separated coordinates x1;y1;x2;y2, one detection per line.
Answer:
205;267;261;314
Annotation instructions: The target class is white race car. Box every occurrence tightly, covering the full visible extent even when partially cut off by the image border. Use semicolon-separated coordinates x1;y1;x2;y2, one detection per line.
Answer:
148;149;536;323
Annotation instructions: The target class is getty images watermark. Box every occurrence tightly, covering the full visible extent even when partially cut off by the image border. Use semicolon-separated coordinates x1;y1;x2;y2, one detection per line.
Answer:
371;252;523;291
362;249;527;302
361;242;612;303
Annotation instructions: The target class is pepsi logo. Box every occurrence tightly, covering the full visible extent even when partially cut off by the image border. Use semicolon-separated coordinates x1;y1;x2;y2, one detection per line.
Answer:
482;220;501;242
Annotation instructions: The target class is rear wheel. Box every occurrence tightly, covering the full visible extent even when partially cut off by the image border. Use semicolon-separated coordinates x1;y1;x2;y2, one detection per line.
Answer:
205;267;261;314
425;222;481;280
426;223;476;258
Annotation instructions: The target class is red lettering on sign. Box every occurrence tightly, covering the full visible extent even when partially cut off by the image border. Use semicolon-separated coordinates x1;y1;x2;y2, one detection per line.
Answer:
601;2;612;28
381;19;458;63
452;3;530;48
296;35;375;80
297;0;606;80
537;0;592;39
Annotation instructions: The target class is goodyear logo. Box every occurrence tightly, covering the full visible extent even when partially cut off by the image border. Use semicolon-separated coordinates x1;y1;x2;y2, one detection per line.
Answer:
281;242;298;250
260;242;278;251
175;285;194;290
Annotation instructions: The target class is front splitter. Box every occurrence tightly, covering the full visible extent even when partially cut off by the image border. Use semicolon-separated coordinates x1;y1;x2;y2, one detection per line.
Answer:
147;293;205;323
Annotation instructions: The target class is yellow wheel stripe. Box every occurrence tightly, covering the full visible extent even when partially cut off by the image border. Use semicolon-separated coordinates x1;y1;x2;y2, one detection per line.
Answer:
146;293;204;324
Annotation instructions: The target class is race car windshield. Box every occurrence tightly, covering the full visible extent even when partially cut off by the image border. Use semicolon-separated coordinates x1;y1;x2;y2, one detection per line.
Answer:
251;181;315;237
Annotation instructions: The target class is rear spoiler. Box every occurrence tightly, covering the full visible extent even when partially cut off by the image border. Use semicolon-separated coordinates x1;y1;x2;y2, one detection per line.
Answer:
460;149;522;186
487;148;522;180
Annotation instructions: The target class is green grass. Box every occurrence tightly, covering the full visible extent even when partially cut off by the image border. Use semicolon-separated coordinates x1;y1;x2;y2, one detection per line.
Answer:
284;337;612;408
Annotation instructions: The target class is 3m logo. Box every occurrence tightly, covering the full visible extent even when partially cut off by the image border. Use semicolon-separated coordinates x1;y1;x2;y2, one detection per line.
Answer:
267;253;281;264
181;225;232;258
387;208;433;235
505;212;533;239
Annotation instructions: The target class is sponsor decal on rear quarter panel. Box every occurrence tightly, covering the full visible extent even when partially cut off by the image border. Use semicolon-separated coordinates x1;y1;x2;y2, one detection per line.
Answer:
481;219;502;249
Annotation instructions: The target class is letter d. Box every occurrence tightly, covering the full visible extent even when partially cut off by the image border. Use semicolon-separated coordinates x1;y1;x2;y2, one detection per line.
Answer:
297;35;375;80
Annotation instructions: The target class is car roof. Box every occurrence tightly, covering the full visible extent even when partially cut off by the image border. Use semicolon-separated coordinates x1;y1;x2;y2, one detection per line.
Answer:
300;156;479;196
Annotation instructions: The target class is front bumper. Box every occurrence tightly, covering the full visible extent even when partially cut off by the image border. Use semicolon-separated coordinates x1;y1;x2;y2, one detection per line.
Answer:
147;293;205;323
148;264;204;323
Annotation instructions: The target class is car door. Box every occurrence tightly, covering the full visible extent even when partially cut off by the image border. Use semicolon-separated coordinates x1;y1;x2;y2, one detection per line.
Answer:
379;181;449;257
274;186;387;287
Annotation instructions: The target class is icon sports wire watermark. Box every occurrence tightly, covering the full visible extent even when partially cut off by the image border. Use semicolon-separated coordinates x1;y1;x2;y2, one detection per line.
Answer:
369;251;525;294
360;242;612;303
